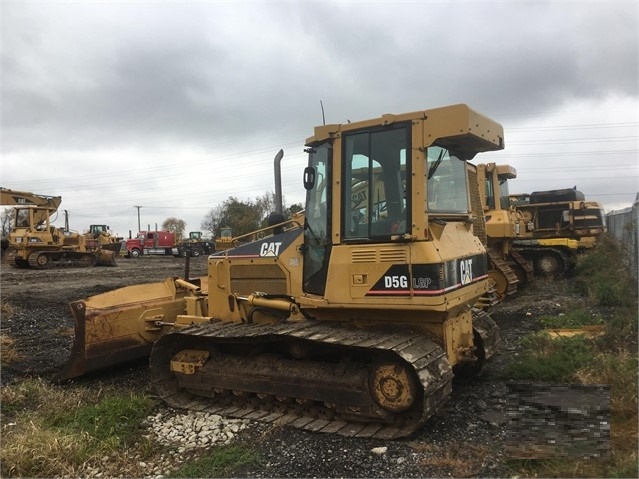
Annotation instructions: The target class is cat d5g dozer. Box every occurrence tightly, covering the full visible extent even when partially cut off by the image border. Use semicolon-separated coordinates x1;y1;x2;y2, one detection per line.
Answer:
59;104;503;439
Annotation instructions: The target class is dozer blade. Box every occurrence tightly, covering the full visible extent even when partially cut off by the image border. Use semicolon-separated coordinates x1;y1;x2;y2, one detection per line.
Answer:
96;249;118;267
56;278;190;381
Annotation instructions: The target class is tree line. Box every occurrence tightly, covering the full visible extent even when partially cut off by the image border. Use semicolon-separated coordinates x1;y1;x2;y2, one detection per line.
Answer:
162;192;303;240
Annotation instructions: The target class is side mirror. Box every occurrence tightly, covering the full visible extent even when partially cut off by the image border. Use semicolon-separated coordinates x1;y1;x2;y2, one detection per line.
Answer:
303;167;316;190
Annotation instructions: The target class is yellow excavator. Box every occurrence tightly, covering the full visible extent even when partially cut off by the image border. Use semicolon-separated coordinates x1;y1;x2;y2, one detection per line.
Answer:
0;187;118;268
58;104;504;439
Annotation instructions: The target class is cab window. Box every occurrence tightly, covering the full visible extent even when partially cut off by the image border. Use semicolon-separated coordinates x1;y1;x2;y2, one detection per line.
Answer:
426;147;469;214
343;126;409;239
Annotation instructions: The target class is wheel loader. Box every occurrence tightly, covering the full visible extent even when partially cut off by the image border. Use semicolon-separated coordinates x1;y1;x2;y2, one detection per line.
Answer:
58;104;503;439
85;224;123;256
0;188;118;268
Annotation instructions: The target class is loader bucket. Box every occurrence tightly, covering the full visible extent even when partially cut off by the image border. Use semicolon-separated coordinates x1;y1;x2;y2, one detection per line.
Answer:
96;249;118;267
56;278;190;381
101;241;123;255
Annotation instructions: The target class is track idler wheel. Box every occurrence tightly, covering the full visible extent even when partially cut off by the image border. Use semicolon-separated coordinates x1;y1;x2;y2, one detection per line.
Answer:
535;252;562;277
369;360;417;413
29;252;50;269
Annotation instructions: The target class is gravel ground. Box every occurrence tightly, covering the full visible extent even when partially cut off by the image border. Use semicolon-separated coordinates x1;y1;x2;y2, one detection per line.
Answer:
0;254;591;478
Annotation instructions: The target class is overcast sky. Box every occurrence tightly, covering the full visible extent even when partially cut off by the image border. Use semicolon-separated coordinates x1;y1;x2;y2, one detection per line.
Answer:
2;0;637;237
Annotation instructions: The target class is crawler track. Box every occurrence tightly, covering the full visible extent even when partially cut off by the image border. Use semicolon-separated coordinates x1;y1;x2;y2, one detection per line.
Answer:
515;246;575;278
28;251;98;269
150;320;455;439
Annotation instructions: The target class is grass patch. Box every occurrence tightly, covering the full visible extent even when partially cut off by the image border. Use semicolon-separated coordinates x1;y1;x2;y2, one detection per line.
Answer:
505;238;638;478
1;377;82;418
46;391;154;445
575;351;638;420
0;379;157;478
539;308;603;329
166;444;261;478
574;237;637;307
1;421;94;478
501;333;597;382
596;308;638;354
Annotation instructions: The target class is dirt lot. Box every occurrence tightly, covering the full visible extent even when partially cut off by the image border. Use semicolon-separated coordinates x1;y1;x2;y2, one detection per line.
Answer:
0;255;594;477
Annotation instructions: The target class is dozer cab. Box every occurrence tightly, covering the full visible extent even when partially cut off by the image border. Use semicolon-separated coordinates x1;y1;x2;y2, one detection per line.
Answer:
59;104;504;438
214;226;234;252
0;188;118;268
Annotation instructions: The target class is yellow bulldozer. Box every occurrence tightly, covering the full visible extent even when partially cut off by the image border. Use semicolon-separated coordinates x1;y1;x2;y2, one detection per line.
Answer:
58;104;504;438
214;226;234;252
473;163;534;299
509;187;607;278
0;188;118;268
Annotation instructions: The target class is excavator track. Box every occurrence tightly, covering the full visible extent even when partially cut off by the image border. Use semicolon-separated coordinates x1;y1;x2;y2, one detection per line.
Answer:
28;251;98;269
150;320;455;439
514;246;574;279
5;248;28;268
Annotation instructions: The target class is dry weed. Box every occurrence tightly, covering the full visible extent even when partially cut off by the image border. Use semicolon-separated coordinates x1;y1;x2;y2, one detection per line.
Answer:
414;442;492;477
1;420;92;477
1;299;15;318
574;350;638;418
56;325;75;338
0;332;21;365
1;377;100;420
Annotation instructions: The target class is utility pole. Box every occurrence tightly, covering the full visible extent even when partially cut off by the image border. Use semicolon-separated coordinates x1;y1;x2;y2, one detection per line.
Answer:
133;205;143;232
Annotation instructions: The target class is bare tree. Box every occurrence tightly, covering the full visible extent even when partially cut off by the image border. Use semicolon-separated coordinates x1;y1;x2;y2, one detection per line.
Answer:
255;191;277;226
1;207;14;239
200;196;262;239
1;208;14;253
201;194;305;239
284;202;304;218
162;217;186;241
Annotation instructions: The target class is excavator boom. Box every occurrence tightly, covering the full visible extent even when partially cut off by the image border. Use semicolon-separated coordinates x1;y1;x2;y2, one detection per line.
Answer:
0;187;62;209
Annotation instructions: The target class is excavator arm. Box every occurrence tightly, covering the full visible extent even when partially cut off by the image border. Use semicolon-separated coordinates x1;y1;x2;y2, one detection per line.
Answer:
1;187;62;210
1;187;62;227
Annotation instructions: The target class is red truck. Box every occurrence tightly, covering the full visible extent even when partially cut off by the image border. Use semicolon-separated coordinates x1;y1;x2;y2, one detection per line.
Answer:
125;231;175;258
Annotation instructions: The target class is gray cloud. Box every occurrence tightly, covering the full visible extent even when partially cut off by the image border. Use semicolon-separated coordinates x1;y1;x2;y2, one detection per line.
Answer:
1;1;637;233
